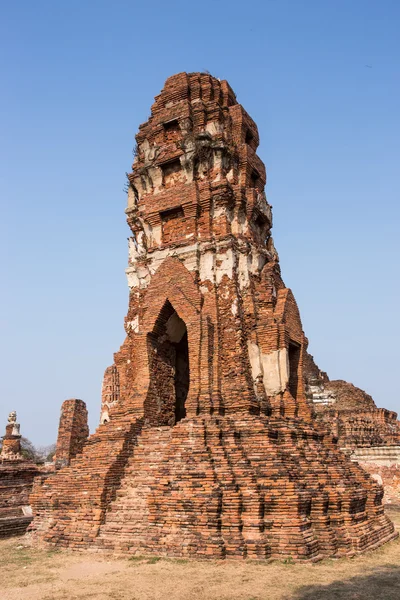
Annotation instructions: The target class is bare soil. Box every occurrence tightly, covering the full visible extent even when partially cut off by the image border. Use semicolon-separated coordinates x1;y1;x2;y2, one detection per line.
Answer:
2;506;400;600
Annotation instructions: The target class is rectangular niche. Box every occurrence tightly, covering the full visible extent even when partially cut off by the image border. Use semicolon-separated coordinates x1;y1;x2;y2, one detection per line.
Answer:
163;119;180;142
160;206;185;222
245;129;254;144
160;205;186;244
249;169;260;189
161;158;183;188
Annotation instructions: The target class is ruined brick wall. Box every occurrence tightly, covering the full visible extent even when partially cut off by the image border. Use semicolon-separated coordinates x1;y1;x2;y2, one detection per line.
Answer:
357;462;400;505
314;379;400;448
348;448;400;506
100;365;120;424
54;399;89;469
304;352;400;448
0;413;40;537
323;407;400;448
0;462;40;537
303;352;329;385
324;380;376;411
30;73;397;559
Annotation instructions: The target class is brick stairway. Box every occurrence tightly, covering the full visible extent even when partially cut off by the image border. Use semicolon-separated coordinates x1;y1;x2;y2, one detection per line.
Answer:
93;416;396;559
32;415;397;559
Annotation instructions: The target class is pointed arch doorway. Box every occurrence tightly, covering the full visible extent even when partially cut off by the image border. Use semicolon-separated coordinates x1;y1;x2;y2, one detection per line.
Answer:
144;300;189;427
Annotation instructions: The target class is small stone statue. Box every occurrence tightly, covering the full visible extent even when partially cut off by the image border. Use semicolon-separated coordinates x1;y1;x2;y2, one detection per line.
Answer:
7;411;20;436
12;422;21;436
8;411;17;423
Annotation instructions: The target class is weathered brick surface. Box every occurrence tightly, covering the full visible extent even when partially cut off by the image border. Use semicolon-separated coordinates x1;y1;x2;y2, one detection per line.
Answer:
100;365;120;424
54;399;89;469
304;354;400;448
0;413;40;537
0;462;39;538
358;463;400;505
327;406;400;448
30;73;397;559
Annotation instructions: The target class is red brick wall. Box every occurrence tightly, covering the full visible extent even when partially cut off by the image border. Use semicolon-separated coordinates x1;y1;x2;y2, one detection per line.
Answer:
303;353;400;448
54;399;89;469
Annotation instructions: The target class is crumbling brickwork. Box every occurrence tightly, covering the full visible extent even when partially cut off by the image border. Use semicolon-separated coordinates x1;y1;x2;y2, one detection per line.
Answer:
330;406;400;448
30;73;397;559
1;411;23;460
304;354;400;448
357;462;400;505
54;399;89;469
0;413;40;537
100;365;120;424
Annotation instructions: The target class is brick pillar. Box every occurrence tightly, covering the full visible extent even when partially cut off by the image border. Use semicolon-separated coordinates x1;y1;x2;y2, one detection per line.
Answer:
54;399;89;469
1;412;23;461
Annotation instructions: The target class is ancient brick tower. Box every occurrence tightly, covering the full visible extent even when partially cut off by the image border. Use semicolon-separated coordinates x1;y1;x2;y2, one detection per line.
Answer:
31;73;396;559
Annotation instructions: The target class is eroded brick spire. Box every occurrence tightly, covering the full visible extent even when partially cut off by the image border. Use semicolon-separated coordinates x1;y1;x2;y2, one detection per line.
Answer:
30;73;397;560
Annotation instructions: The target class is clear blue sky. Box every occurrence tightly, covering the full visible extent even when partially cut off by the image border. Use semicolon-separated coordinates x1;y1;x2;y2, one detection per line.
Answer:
1;1;399;446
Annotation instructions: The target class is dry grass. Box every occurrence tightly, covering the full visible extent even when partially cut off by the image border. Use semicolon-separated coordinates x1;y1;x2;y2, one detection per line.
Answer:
1;506;400;600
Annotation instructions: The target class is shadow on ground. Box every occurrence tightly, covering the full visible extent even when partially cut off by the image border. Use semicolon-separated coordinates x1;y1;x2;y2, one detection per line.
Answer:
289;565;400;600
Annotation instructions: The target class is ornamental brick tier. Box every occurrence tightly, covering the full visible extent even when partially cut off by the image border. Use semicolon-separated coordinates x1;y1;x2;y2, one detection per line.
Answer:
30;73;397;559
304;353;400;450
304;353;400;505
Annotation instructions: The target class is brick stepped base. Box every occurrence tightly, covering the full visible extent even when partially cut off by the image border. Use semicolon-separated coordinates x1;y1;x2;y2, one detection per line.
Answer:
30;416;144;549
0;461;39;539
30;414;394;560
0;515;32;538
31;415;397;559
96;427;173;553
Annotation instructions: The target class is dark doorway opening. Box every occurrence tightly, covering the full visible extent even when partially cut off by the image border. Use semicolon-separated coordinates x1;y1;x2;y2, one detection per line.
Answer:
288;342;300;399
174;330;189;423
144;301;189;426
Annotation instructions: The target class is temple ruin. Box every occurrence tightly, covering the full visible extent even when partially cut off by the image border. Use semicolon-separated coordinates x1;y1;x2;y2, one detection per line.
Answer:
0;412;39;537
305;356;400;450
30;73;397;559
305;353;400;503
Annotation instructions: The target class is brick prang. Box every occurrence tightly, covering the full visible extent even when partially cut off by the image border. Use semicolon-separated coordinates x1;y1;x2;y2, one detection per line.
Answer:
30;72;397;560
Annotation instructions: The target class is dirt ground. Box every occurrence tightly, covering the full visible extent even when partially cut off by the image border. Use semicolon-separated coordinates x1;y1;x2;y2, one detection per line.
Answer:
2;506;400;600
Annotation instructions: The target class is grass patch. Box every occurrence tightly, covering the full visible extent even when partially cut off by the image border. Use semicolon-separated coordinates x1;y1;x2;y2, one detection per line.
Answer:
129;554;162;564
146;556;161;564
2;546;35;567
